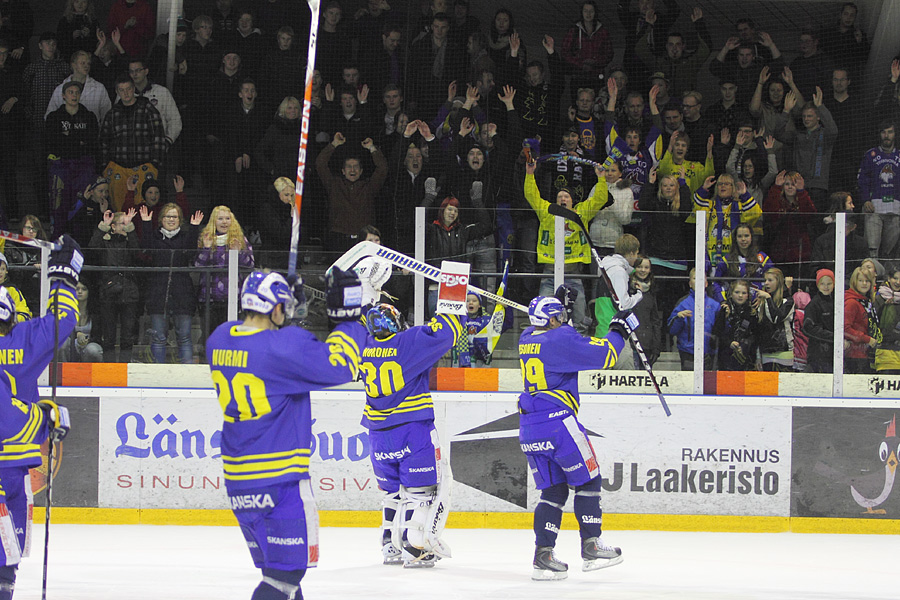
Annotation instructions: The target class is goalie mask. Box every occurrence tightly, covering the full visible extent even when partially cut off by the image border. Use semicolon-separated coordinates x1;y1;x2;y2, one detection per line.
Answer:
241;271;300;320
366;303;406;339
0;287;14;325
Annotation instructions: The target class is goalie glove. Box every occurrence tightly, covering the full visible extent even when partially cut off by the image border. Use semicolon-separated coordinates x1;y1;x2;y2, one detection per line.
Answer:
37;399;71;442
554;284;577;325
608;310;639;340
47;234;84;288
352;256;392;306
326;267;365;322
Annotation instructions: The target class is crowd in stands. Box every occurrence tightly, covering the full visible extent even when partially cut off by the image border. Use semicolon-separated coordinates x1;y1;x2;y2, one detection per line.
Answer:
0;0;897;374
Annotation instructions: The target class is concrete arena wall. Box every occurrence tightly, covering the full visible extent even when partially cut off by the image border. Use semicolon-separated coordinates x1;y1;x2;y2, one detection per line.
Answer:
29;364;900;535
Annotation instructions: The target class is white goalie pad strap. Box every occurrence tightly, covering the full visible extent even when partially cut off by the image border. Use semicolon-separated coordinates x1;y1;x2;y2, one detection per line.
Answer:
0;504;21;567
261;576;299;599
22;472;32;558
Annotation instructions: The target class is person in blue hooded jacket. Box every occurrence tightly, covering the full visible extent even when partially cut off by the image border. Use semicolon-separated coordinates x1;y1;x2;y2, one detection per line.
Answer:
668;267;721;370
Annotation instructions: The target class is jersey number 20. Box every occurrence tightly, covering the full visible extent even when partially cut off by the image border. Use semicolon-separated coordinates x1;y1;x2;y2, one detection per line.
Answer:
211;370;271;421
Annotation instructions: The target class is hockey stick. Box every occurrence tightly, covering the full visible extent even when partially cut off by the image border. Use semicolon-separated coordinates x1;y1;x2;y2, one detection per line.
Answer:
547;203;671;416
41;287;60;599
0;230;61;251
288;0;321;278
329;241;528;313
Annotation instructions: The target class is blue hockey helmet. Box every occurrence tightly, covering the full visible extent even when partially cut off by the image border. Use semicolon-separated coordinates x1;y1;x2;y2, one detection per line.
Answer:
366;303;405;339
528;296;564;327
240;271;297;318
0;287;14;324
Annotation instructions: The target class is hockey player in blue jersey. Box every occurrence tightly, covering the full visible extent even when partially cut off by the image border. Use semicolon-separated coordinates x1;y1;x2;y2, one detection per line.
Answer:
361;303;464;568
518;295;638;581
206;268;368;600
0;234;81;600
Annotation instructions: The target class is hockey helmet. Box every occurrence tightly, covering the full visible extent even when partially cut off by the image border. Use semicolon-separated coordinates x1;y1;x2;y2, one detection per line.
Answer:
0;287;14;324
366;303;406;339
240;271;298;318
528;296;564;327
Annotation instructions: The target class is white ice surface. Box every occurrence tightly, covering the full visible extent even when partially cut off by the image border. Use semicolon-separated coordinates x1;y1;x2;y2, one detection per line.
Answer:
14;525;895;599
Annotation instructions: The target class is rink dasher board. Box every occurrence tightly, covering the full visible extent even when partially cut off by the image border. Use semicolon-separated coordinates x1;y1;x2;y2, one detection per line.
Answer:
23;388;900;534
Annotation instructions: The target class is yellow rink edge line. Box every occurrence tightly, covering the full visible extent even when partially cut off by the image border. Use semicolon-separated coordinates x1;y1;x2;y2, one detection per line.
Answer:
32;508;900;534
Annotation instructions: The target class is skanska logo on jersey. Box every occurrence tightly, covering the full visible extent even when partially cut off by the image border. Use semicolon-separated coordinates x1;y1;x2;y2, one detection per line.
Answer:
408;466;435;473
374;445;411;461
268;536;304;546
521;441;554;452
230;493;275;510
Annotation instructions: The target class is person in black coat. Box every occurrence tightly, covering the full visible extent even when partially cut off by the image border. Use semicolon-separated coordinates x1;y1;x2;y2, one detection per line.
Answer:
89;207;139;362
425;195;491;317
138;202;203;364
802;269;836;373
713;278;760;371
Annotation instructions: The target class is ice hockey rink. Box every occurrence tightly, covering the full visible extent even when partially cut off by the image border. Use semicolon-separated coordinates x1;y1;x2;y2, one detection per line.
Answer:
12;524;896;599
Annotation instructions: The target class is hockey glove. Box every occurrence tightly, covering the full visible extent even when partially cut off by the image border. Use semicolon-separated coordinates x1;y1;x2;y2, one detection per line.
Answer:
47;234;84;288
326;267;364;321
554;284;578;324
285;273;308;321
608;310;639;339
37;399;71;442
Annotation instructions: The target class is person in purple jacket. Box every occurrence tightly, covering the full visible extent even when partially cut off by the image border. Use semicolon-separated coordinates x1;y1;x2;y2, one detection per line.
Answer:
195;205;255;345
858;119;900;258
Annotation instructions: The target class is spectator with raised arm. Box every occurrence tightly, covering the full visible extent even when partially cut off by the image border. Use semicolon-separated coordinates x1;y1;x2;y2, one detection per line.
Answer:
139;203;203;364
316;133;387;252
90;207;139;362
693;172;762;269
763;170;815;280
709;31;781;108
122;175;189;242
617;0;681;85
516;34;564;143
657;130;714;193
603;80;664;192
635;6;709;97
105;0;154;58
774;87;838;221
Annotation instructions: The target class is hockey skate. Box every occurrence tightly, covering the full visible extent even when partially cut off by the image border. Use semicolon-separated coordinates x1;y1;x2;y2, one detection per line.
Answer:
581;537;623;571
383;541;403;566
401;542;438;569
532;546;568;581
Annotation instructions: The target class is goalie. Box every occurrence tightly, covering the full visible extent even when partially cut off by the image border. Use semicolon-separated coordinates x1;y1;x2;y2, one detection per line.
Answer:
360;303;465;568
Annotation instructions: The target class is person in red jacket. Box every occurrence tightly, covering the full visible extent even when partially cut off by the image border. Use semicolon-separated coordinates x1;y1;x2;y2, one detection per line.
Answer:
105;0;154;58
561;1;613;98
844;266;881;374
763;170;815;280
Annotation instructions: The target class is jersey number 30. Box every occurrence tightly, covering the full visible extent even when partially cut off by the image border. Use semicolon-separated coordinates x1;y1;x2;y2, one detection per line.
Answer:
359;361;405;397
211;370;271;421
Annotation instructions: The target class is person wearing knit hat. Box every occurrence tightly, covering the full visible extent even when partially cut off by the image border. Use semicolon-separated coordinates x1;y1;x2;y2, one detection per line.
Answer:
0;252;32;322
803;268;835;373
425;194;492;317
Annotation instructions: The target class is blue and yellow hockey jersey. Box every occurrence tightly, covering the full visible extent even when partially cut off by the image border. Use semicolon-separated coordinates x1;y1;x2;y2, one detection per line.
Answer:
0;282;78;468
518;325;625;416
206;321;367;491
360;314;464;431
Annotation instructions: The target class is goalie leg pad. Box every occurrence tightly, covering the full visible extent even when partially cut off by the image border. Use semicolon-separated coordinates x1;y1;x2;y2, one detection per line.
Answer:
0;467;32;559
0;565;15;600
0;495;20;568
381;492;402;565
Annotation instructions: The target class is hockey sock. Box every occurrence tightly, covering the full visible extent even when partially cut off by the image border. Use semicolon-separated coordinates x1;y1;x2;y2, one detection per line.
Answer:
253;568;304;600
574;476;604;540
534;483;567;548
0;566;15;600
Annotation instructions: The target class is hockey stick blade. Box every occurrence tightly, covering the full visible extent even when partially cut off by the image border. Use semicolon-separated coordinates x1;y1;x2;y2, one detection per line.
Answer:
330;242;528;313
547;203;671;416
0;230;61;251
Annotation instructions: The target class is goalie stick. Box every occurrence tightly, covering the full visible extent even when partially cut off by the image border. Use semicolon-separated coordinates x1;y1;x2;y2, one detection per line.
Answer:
0;230;61;251
288;0;321;278
547;203;671;417
329;241;528;313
